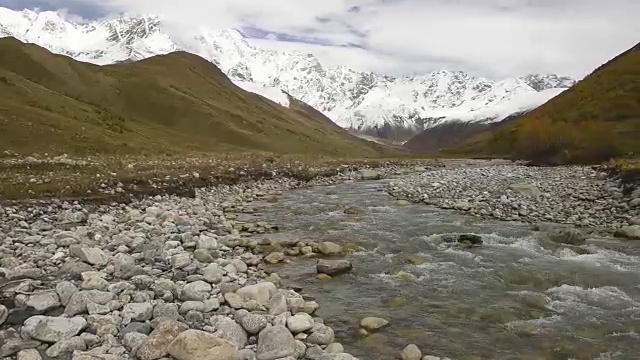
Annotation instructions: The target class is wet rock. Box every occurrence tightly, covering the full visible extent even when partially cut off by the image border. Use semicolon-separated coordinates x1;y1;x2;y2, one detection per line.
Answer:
400;344;422;360
264;252;285;264
615;225;640;240
326;343;344;353
22;316;87;343
360;317;389;332
317;242;344;256
256;325;296;360
549;228;587;245
167;330;238;360
316;259;352;276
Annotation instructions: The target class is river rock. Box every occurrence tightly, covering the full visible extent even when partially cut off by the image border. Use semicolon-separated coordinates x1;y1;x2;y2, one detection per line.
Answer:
264;252;285;264
509;183;542;198
326;343;344;353
240;313;268;334
212;316;247;349
56;281;79;306
615;225;640;240
286;313;314;333
69;246;109;266
181;281;212;301
22;316;87;343
135;320;189;360
16;349;42;360
400;344;422;360
167;330;238;360
123;303;154;322
45;337;87;358
317;259;352;275
360;317;389;331
549;228;587;245
307;324;335;345
359;170;382;180
256;325;296;360
317;242;344;256
236;282;277;306
0;304;8;326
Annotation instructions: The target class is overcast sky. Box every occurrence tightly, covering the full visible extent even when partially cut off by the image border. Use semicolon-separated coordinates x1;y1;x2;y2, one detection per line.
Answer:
2;0;639;79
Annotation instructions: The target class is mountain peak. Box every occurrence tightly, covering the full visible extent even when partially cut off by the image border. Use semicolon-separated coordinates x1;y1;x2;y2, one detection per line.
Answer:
0;6;576;140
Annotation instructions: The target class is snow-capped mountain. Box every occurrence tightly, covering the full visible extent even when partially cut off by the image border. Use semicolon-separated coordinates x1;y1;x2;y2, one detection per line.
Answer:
0;7;575;135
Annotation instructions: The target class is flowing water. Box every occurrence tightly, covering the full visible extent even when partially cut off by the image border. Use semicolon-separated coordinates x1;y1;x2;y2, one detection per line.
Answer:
253;178;640;360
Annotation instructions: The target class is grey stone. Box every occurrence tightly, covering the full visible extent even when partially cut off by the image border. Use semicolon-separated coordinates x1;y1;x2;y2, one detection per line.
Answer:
45;337;87;358
360;317;389;331
25;292;61;313
181;281;212;301
202;264;224;284
224;292;245;309
236;282;276;306
267;292;288;316
286;313;313;333
56;281;79;307
153;303;180;320
316;259;352;276
317;242;343;256
307;325;335;345
135;320;189;360
616;225;640;240
16;349;43;360
123;332;148;353
256;325;296;360
69;246;109;266
211;316;247;349
122;303;154;323
400;344;422;360
194;249;215;263
240;313;268;334
22;316;87;343
121;322;152;337
0;304;8;326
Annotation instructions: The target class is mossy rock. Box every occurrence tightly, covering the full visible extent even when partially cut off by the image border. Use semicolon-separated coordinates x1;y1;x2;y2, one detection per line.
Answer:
382;296;408;308
343;217;360;223
316;273;332;280
343;206;363;215
472;310;518;324
403;255;426;265
395;271;417;282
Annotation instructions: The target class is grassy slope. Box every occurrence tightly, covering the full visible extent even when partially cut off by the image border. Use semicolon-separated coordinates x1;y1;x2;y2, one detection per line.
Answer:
0;37;396;157
446;42;640;163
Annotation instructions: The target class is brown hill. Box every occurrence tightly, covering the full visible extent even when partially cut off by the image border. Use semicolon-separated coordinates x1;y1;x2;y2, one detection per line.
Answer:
445;42;640;164
0;37;396;157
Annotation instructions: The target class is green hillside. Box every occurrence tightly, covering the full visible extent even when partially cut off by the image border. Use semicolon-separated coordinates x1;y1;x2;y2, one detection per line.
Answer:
0;37;396;157
446;42;640;164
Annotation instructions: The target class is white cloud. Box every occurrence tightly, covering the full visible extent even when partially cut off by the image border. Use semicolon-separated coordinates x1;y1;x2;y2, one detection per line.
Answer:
5;0;640;78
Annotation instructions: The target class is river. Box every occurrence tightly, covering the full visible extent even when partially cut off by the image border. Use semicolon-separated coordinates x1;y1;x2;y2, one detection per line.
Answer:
250;177;640;360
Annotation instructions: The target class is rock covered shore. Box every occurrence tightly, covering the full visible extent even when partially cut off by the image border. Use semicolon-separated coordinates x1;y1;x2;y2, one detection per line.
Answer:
0;163;445;360
386;164;640;236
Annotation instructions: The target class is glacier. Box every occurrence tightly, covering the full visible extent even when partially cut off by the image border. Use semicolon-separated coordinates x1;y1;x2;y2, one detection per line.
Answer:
0;7;576;137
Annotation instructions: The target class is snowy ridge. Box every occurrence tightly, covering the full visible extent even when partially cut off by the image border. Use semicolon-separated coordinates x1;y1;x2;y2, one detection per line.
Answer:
0;7;576;133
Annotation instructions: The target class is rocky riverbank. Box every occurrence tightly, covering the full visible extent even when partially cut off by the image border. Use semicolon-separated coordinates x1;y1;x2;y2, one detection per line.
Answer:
0;162;446;360
386;164;640;237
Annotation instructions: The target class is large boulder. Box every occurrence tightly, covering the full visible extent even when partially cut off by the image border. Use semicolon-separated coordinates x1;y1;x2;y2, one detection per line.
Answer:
317;260;352;276
167;330;238;360
236;282;277;307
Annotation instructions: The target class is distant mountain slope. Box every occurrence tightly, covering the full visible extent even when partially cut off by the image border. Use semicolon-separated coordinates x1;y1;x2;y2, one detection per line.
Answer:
0;37;395;157
445;42;640;164
0;7;575;138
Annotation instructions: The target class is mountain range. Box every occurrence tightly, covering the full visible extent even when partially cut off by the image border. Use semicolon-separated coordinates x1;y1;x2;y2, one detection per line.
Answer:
0;7;576;139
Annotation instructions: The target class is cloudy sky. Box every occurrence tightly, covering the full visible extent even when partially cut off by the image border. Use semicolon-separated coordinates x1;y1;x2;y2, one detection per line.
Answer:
1;0;639;79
